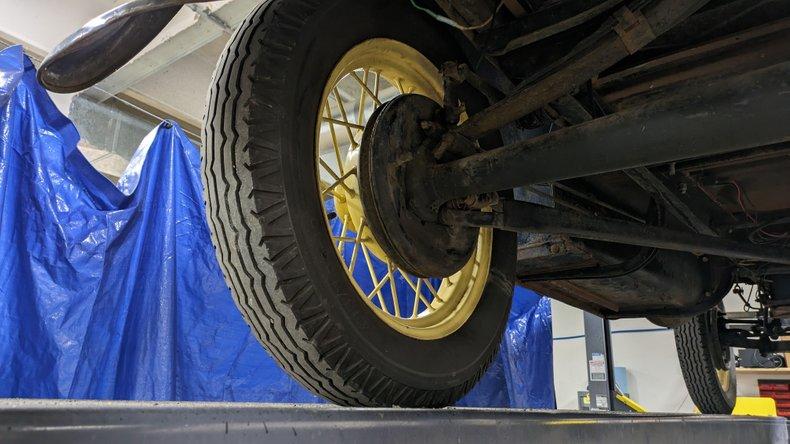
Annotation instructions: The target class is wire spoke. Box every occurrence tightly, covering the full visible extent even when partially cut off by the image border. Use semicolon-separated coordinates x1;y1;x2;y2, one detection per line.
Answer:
320;180;344;202
361;242;388;312
350;71;382;106
349;221;365;271
318;157;340;180
323;106;345;175
411;279;422;318
387;261;401;318
336;214;350;251
332;235;358;244
422;278;441;302
400;270;434;314
357;68;369;126
321;167;357;197
374;70;381;101
367;270;391;300
335;233;371;244
319;158;355;196
332;87;358;147
323;116;365;131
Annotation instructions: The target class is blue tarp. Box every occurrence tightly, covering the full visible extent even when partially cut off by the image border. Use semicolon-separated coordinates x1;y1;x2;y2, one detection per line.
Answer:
459;289;555;408
0;45;554;408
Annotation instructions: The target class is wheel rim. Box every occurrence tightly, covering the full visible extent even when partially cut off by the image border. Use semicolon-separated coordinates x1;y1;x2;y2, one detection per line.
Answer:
314;39;493;340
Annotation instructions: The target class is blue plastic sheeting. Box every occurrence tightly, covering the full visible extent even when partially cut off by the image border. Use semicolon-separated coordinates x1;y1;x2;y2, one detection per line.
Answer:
0;45;553;407
459;289;555;408
0;46;319;403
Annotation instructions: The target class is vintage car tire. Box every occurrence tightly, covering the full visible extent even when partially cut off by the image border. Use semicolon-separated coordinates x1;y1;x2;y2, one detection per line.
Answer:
202;0;516;407
674;307;737;414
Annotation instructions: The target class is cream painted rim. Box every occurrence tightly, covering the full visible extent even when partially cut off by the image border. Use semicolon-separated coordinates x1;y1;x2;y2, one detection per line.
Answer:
314;39;493;340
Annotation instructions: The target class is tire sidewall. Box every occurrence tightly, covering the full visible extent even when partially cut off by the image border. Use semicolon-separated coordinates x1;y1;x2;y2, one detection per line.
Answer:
704;309;737;407
251;0;516;390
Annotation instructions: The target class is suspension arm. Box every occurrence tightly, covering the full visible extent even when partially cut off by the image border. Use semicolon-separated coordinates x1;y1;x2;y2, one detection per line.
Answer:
441;200;790;265
425;61;790;204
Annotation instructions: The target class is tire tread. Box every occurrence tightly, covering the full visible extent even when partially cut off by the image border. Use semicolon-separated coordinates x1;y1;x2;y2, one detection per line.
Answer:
202;0;500;407
674;314;736;414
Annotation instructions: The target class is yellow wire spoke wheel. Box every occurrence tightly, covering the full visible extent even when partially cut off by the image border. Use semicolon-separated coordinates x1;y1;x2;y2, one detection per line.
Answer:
205;0;515;407
315;39;493;340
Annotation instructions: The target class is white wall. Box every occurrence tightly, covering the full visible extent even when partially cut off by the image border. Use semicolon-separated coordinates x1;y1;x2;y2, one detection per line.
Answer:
551;289;754;413
551;299;697;412
551;301;590;410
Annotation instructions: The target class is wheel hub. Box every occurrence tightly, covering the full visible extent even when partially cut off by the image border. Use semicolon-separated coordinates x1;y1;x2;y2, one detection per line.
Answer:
358;94;478;278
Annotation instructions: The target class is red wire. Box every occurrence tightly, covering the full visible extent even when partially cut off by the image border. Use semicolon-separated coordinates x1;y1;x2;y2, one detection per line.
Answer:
691;178;737;221
729;180;757;224
728;180;788;239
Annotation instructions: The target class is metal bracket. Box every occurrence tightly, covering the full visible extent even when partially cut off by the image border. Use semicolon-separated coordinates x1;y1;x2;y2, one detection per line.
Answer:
441;62;466;126
613;7;656;54
187;4;233;34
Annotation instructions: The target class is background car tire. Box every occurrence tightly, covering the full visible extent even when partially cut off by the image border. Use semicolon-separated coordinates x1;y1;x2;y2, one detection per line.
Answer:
674;307;737;414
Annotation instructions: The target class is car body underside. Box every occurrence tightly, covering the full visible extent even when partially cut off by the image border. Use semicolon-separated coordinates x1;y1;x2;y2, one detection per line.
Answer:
432;0;790;331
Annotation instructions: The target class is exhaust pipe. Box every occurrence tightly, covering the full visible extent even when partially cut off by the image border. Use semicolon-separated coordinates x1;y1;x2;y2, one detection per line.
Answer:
38;0;222;94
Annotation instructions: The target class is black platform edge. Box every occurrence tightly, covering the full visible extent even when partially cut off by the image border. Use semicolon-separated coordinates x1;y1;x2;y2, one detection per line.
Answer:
0;399;786;443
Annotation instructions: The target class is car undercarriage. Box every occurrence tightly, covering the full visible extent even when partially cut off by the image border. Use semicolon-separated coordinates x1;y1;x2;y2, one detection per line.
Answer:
430;0;790;341
37;0;790;413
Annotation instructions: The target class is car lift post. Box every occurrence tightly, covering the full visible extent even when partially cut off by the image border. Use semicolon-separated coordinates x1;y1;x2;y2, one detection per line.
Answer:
584;312;616;412
584;312;643;412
